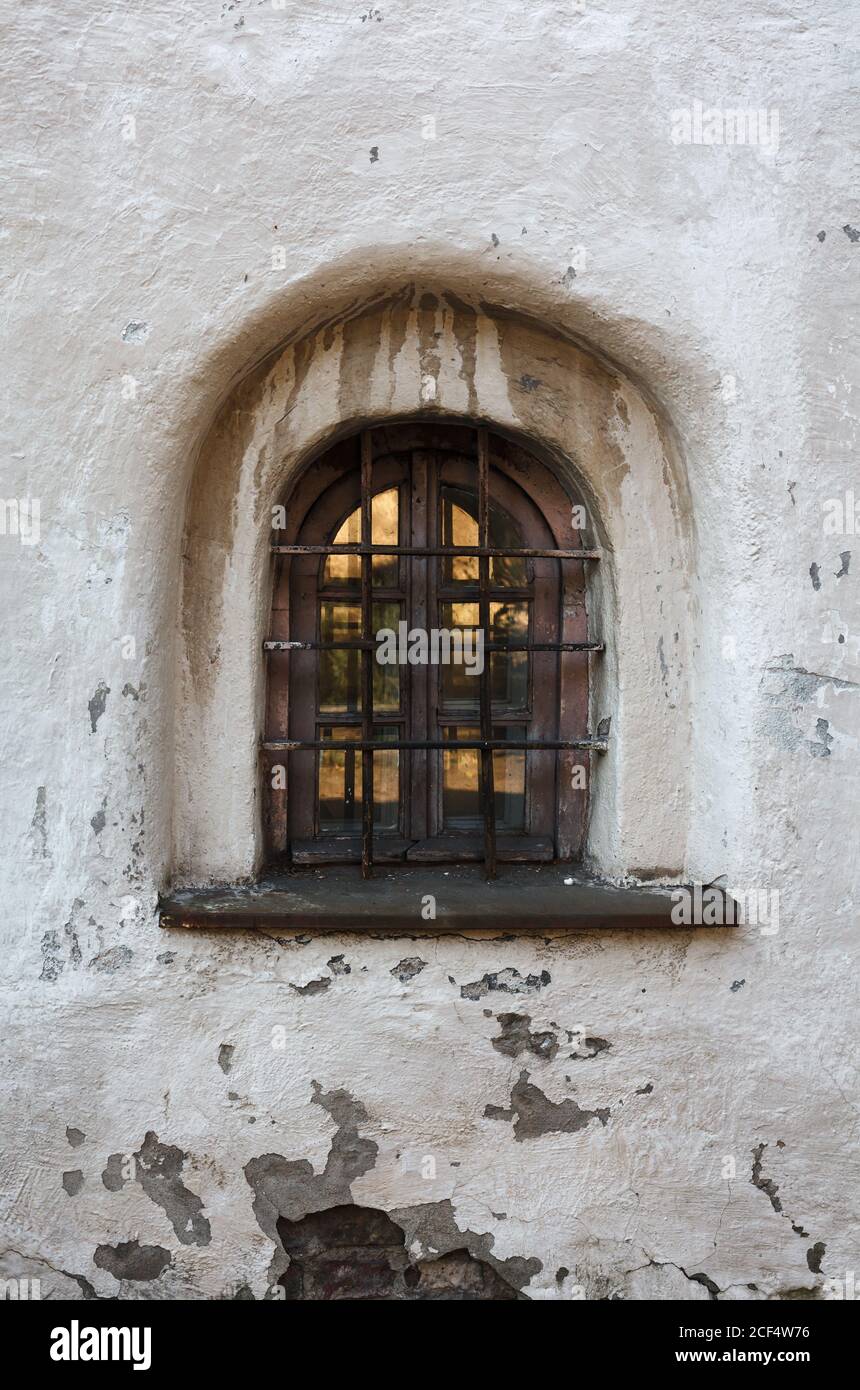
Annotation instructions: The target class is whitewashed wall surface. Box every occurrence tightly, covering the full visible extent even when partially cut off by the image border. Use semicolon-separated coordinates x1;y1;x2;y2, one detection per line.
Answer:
1;0;858;1304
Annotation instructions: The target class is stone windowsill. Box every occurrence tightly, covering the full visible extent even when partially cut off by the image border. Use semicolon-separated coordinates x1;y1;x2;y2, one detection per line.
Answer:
159;865;736;933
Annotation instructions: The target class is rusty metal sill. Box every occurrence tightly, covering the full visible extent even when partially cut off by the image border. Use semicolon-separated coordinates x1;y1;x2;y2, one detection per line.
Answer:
159;866;737;934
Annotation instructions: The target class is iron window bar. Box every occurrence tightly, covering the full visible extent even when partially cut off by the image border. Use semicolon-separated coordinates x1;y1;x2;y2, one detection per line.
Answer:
266;425;606;881
264;639;603;652
271;544;600;558
263;738;609;752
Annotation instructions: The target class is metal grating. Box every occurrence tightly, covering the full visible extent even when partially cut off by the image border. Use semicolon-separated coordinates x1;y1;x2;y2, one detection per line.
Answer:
263;426;604;880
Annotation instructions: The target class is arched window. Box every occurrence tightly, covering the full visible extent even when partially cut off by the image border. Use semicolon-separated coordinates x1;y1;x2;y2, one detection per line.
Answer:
263;423;603;876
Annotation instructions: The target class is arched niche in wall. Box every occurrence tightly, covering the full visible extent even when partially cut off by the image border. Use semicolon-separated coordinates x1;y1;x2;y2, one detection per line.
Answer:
175;288;694;886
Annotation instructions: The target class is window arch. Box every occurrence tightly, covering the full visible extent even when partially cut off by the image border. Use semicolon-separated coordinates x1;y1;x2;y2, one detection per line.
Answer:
263;422;603;876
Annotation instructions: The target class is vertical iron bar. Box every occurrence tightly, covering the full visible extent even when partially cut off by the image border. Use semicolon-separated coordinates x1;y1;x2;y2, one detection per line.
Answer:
360;432;374;878
477;427;497;879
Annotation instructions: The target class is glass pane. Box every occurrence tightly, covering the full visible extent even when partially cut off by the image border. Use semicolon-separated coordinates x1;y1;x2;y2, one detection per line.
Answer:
323;488;399;589
438;601;529;711
318;725;399;834
441;488;478;583
439;601;480;709
490;600;529;708
441;725;525;832
440;485;527;586
319;601;400;713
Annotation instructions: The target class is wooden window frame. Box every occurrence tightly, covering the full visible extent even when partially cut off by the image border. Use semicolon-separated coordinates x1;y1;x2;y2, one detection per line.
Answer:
263;423;606;879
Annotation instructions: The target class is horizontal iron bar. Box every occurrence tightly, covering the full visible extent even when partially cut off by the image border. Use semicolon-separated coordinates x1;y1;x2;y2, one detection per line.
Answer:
262;737;609;752
271;544;600;559
263;639;604;653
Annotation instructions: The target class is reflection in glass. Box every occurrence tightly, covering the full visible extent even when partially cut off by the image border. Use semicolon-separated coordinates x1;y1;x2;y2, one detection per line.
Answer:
441;725;525;831
318;725;399;833
323;488;399;588
439;601;530;710
440;485;526;586
318;601;400;713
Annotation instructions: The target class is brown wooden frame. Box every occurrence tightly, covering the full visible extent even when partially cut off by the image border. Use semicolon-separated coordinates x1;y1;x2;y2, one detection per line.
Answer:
263;423;604;878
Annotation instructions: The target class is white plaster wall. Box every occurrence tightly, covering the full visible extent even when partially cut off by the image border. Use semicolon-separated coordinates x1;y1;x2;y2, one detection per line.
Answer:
1;0;857;1300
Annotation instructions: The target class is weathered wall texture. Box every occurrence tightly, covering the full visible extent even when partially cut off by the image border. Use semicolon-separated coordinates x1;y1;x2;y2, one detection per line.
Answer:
1;0;858;1299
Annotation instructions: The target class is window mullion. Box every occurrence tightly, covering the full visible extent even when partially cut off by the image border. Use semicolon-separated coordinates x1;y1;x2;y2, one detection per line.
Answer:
477;428;497;880
360;433;374;878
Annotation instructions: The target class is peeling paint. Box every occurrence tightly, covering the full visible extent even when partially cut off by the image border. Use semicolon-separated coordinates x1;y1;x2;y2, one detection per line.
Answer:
485;1070;610;1140
460;968;551;1001
390;956;426;983
102;1132;211;1247
88;683;110;733
94;1239;171;1281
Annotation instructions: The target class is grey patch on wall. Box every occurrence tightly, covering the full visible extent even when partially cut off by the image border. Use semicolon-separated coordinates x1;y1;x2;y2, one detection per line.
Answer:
89;945;133;973
90;798;107;836
568;1035;611;1060
390;1197;541;1294
218;1043;235;1074
751;1143;782;1213
93;1239;172;1282
835;551;850;578
807;1242;826;1273
40;902;83;982
843;224;860;242
40;931;63;983
102;1131;211;1246
30;786;48;858
492;1012;558;1060
88;682;110;733
290;976;331;996
121;320;149;343
759;655;858;752
809;562;821;591
460;967;551;1001
391;956;426;983
277;1203;525;1300
806;718;833;758
62;1170;84;1196
327;955;351;975
66;1126;85;1147
484;1070;610;1141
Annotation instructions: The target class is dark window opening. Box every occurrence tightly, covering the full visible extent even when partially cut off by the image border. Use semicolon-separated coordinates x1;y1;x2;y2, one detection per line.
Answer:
263;422;605;877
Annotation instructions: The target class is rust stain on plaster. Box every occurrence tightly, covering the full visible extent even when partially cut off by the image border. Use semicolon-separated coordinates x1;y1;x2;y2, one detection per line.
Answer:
443;291;479;415
485;303;630;498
